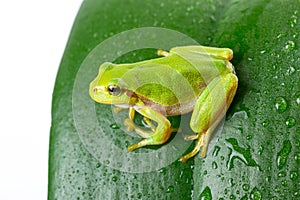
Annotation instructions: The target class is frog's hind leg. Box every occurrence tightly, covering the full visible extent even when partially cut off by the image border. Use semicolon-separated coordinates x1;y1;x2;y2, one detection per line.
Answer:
180;73;238;162
127;107;171;151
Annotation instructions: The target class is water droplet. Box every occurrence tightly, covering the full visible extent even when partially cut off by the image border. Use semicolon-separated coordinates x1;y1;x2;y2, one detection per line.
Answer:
295;92;300;105
246;135;253;140
112;176;118;182
186;6;194;12
199;186;212;200
290;171;298;181
281;180;288;187
212;161;218;169
137;192;143;199
229;178;235;187
225;138;260;170
159;168;167;175
230;194;236;199
294;152;300;163
250;187;262;200
276;140;292;169
213;146;221;157
286;66;296;75
110;123;120;129
278;171;286;178
285;116;296;128
274;97;288;113
93;32;98;38
262;120;269;127
242;184;250;191
96;163;101;168
258;145;264;155
289;13;298;27
166;185;174;193
285;40;295;50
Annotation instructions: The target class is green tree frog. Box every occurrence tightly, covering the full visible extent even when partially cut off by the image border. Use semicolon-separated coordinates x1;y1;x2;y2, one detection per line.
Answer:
89;46;238;162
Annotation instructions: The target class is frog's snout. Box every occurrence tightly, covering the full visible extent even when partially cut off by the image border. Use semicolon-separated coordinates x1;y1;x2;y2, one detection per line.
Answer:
90;85;105;99
92;86;105;93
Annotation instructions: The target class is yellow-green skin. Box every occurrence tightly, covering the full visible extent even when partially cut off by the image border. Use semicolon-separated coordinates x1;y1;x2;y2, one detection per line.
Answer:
89;46;238;162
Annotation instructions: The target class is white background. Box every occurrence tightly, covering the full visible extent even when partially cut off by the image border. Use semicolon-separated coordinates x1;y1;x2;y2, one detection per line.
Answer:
0;1;83;199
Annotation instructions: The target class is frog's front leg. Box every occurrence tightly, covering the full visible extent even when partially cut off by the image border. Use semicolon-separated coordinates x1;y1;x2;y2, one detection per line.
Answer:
127;107;171;151
157;49;170;57
180;73;238;162
120;107;136;132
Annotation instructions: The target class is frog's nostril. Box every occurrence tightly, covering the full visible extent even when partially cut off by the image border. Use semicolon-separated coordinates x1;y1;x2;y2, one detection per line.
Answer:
93;87;98;93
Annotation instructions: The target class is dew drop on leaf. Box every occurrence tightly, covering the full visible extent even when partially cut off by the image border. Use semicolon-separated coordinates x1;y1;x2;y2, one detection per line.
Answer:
295;92;300;105
96;163;101;168
262;120;269;127
199;186;212;200
277;171;286;178
212;161;218;169
284;40;295;50
274;97;288;113
290;171;298;181
276;140;292;169
110;123;120;129
242;184;250;191
213;146;221;157
112;176;118;182
289;12;298;28
166;185;174;193
225;138;260;170
250;187;262;200
285;116;296;128
286;66;296;75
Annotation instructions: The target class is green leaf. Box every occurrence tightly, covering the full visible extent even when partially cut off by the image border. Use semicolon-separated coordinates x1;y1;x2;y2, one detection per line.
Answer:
49;0;300;199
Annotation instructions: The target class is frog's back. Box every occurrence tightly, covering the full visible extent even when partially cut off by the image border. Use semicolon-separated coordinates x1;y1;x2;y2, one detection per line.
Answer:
120;46;233;107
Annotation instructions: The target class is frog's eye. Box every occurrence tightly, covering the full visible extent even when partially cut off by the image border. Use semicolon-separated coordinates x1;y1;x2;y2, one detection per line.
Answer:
107;84;122;96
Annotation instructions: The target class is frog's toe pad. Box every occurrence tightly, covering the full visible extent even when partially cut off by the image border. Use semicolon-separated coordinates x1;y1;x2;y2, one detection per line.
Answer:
124;118;135;132
180;133;208;162
184;134;199;140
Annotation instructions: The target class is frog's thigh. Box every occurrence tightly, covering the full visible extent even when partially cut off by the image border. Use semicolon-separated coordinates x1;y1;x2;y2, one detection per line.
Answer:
186;73;237;160
128;107;171;151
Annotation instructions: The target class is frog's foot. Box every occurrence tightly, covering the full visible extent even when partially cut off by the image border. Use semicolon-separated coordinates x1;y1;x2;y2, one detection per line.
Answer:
124;118;135;132
184;133;199;141
171;127;182;133
157;49;170;57
180;132;210;163
113;107;124;113
127;107;171;152
142;117;156;132
143;117;181;133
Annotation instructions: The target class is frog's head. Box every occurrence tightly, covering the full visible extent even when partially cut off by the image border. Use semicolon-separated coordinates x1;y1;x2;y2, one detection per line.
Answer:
89;62;131;106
